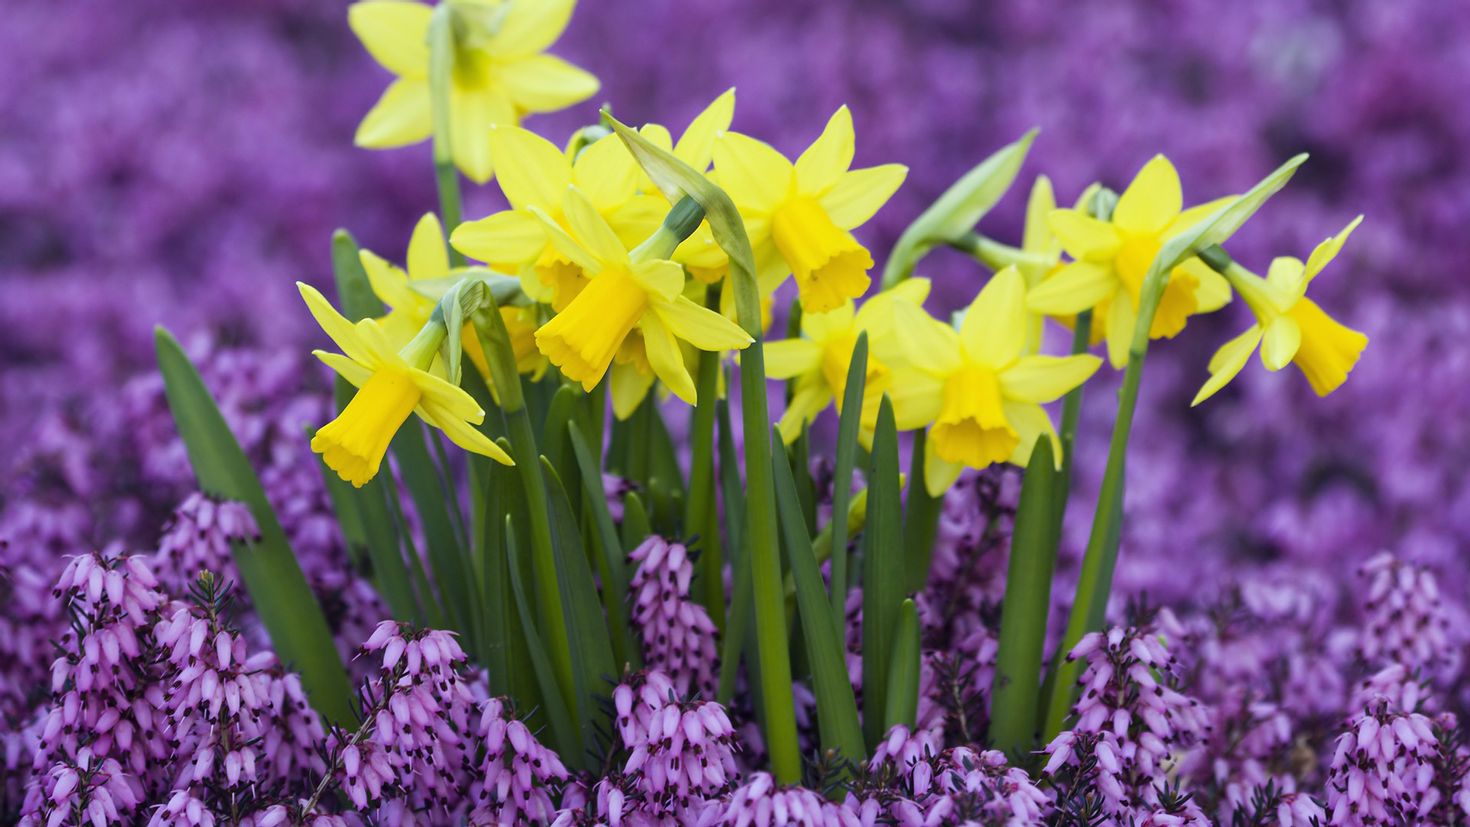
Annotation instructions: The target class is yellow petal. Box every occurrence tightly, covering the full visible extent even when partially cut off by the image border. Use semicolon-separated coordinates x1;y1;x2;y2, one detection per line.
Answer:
1166;196;1237;239
451;209;547;266
1260;316;1302;372
496;54;600;114
314;350;373;388
641;314;697;405
299;283;376;367
355;79;431;148
777;380;830;444
1192;325;1263;406
887;367;945;431
712;132;794;214
1265;257;1308;306
488;125;571;210
487;0;575;59
1113;154;1182;235
526;205;600;274
1304;215;1363;282
420;399;514;465
359;250;416;310
674;88;736;170
1003;401;1061;470
763;338;823;379
999;354;1102;403
410;366;485;421
820;164;907;230
452;90;515;184
572;134;639;210
654;295;753;350
1289;298;1367;396
1047;209;1121;261
795;106;855;195
1026;261;1116;315
923;435;965;498
891;301;963;377
959;266;1027;368
1022;175;1058;256
348;1;431;79
406;213;448;279
562;187;629;266
1181;257;1232;313
1104;290;1136;369
610;360;656;420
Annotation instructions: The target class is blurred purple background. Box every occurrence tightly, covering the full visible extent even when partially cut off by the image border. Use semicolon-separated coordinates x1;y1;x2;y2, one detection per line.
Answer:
3;0;1468;592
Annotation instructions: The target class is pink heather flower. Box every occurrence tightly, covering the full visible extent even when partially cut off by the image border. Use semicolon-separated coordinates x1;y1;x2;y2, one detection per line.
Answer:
1358;552;1455;674
152;493;259;594
470;697;568;825
885;745;1051;826
627;537;719;698
611;670;740;818
18;748;142;827
718;772;865;827
1324;693;1466;825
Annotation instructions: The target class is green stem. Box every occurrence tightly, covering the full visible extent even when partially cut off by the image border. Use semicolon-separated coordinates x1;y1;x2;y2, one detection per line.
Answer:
686;286;725;630
1054;310;1093;520
427;4;465;267
948;232;1054;273
902;430;944;593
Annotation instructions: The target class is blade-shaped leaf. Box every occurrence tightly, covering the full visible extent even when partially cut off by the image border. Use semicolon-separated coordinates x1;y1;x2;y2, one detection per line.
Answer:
504;517;580;762
884;599;920;733
862;396;905;749
568;424;639;671
827;333;867;628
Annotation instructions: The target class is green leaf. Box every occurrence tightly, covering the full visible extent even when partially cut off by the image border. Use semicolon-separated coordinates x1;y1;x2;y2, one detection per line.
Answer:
1153;154;1308;279
883;129;1037;287
541;458;618;756
827;332;867;630
771;437;866;768
330;229;383;320
504;517;580;761
862;396;905;749
884;599;920;732
605;112;800;781
989;438;1059;758
568;424;639;671
155;328;352;723
621;491;652;552
902;430;945;594
314;443;421;625
716;396;752;706
685;322;724;629
391;423;473;634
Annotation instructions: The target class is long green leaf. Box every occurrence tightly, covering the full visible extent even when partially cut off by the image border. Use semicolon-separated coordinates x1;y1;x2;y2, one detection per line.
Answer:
862;396;905;749
828;333;868;629
902;430;944;594
155;328;353;723
568;424;639;671
884;599;920;732
771;437;867;767
391;423;472;634
504;518;580;761
990;439;1059;757
685;304;725;628
883;129;1038;287
605;112;800;781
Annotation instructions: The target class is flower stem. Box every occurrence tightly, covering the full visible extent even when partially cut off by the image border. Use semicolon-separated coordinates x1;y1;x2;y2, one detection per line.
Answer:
686;286;725;630
427;4;465;267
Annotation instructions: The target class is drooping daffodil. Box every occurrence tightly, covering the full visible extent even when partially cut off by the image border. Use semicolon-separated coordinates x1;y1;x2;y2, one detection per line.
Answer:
1026;155;1234;368
530;188;753;400
1192;217;1368;405
451;126;658;310
713;106;907;313
889;267;1102;495
765;278;931;445
349;0;599;183
300;283;513;487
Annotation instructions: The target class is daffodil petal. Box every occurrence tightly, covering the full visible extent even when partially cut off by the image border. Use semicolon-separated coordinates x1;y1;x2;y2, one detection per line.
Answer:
641;314;697;405
562;187;629;266
892;301;963;377
887;367;945;431
1047;209;1121;261
526;205;600;274
299;283;377;367
712;132;794;215
795;106;855;195
1260;316;1302;371
451;209;547;266
1002;401;1061;469
452;90;515;184
763;338;823;379
610;360;656;420
572;134;639;210
1181;258;1232;313
777;381;830;444
314;350;373;388
1265;256;1307;304
488;125;571;210
497;54;600;114
959;266;1027;368
1022;175;1058;256
1104;291;1136;369
1000;354;1103;404
655;295;753;350
820;164;907;230
412;367;485;421
1026;261;1116;315
923;436;965;497
487;0;574;58
348;1;431;79
355;79;431;148
1305;215;1363;282
674;88;736;170
406;213;448;279
421;399;514;465
1193;325;1263;405
801;302;856;341
359;251;417;311
1166;196;1237;239
1113;154;1182;235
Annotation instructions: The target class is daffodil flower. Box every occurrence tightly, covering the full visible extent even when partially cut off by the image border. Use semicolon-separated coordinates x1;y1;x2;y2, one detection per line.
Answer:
349;0;599;183
1193;217;1368;405
299;283;513;487
451;126;658;310
889;267;1102;495
712;106;907;313
529;188;753;399
765;278;930;445
1026;155;1234;368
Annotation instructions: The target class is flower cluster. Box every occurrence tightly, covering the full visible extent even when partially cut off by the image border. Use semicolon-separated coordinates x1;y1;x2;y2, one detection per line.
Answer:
469;697;568;825
627;536;720;698
610;670;740;818
152;494;259;594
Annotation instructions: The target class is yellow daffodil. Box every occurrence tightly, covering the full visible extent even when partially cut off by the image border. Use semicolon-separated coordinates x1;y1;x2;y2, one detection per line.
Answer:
451;126;659;310
1193;217;1368;405
712;106;907;313
299;283;513;487
637;89;737;284
349;0;599;183
765;278;930;445
529;188;753;399
1026;155;1234;368
889;267;1102;495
